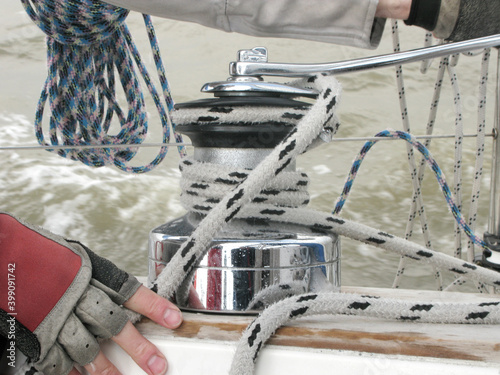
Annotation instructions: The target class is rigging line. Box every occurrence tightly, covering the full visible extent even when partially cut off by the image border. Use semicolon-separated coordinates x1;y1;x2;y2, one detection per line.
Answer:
332;133;493;142
0;142;193;151
0;133;491;152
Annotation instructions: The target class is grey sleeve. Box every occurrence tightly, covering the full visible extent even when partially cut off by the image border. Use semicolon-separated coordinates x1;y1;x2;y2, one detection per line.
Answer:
100;0;385;49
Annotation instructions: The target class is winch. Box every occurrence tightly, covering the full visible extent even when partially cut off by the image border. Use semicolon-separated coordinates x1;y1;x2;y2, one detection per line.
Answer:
147;48;341;314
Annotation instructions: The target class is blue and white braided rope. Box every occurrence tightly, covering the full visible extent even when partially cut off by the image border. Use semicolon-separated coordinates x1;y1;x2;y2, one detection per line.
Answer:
22;0;184;173
333;129;491;255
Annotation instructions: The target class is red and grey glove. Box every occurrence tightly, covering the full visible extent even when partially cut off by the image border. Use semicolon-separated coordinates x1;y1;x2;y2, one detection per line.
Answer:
0;212;141;374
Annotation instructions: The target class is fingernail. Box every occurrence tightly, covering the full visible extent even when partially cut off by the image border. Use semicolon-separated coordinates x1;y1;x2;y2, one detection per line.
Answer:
164;308;182;328
147;354;167;375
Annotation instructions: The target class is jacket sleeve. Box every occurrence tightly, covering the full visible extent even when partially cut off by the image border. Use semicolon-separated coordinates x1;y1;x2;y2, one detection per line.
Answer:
101;0;385;49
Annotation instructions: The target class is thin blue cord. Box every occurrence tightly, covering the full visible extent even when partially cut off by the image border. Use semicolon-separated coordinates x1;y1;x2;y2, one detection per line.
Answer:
334;129;491;254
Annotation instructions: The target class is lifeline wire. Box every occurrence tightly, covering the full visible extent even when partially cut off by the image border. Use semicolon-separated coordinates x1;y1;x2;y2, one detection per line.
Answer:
0;133;489;152
21;0;185;173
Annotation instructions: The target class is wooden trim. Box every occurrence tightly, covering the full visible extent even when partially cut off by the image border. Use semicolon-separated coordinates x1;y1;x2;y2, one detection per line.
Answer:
136;287;500;363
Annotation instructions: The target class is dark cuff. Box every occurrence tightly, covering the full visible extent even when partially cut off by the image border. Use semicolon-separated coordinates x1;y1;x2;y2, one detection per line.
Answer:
404;0;442;31
447;0;500;42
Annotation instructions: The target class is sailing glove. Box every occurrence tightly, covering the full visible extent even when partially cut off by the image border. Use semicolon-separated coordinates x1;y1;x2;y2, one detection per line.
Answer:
0;212;141;375
405;0;500;41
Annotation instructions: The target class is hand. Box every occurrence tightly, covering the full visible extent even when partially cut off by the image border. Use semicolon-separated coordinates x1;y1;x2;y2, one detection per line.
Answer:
77;286;183;375
0;212;182;375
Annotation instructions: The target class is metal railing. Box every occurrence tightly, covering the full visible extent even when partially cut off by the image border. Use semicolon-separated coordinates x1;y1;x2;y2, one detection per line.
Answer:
229;35;500;77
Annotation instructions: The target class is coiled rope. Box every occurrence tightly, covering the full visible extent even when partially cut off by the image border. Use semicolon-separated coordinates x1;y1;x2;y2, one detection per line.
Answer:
21;0;185;173
155;74;342;299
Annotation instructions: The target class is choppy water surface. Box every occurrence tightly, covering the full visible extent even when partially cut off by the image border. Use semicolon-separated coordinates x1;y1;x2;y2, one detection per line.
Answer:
1;1;497;290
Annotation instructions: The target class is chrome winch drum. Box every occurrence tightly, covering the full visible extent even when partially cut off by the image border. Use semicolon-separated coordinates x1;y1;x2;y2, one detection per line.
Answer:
148;213;340;314
148;49;341;313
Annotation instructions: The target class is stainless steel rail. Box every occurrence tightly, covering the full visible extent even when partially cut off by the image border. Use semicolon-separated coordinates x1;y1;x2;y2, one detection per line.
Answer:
488;50;500;238
1;134;493;152
229;35;500;78
0;142;192;151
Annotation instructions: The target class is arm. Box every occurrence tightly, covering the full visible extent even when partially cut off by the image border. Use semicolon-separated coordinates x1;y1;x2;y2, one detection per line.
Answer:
101;0;386;49
103;0;499;47
375;0;412;19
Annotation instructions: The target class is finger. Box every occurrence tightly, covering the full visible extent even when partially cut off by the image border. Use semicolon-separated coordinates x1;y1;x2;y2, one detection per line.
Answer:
75;285;129;338
69;368;82;375
124;285;183;329
112;321;168;375
57;312;100;366
84;351;121;375
36;341;73;375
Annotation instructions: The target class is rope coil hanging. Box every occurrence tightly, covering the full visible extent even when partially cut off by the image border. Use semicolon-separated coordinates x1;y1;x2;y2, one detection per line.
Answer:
21;0;185;173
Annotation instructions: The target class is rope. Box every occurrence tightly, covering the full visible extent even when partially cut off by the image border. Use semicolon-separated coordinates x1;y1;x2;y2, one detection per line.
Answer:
448;56;465;259
332;130;491;252
164;74;500;374
230;291;500;375
393;54;448;288
176;145;500;373
465;48;491;262
177;130;499;288
21;0;185;173
180;159;311;213
391;21;442;290
388;24;492;291
166;61;500;374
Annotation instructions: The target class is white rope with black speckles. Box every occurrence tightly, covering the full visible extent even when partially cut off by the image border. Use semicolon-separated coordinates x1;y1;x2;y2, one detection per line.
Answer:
155;74;500;374
229;291;500;375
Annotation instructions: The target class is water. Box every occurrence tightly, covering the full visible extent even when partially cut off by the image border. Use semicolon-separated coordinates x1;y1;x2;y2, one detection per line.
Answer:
1;1;497;290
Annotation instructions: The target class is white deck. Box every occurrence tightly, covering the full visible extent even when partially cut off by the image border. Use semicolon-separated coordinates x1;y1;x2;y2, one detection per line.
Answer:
100;286;500;374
